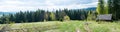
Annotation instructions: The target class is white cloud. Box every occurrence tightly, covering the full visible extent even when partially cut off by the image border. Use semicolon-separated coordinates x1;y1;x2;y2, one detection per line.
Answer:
0;0;98;12
5;1;24;4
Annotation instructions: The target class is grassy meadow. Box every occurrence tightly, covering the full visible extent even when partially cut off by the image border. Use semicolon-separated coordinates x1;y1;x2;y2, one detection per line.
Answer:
0;20;120;32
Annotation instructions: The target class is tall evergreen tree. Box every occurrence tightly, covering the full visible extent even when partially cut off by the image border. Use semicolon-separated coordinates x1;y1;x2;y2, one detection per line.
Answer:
50;12;56;21
107;0;120;20
97;0;106;14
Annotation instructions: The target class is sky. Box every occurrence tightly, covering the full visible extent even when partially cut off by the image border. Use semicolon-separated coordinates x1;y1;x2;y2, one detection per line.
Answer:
0;0;98;12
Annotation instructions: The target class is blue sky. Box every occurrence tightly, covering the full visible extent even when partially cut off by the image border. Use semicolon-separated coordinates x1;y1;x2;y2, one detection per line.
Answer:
0;0;98;12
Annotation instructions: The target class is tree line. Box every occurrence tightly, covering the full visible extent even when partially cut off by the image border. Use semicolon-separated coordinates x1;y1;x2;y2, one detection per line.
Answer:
0;9;91;24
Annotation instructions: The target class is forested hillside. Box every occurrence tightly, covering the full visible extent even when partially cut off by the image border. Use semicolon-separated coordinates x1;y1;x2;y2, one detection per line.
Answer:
0;9;92;24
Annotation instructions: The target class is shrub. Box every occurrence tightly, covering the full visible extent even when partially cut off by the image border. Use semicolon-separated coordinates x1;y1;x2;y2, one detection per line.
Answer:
63;15;70;21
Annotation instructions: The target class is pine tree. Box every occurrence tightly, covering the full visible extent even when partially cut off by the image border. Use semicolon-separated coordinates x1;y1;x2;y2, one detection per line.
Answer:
63;15;70;21
9;14;14;22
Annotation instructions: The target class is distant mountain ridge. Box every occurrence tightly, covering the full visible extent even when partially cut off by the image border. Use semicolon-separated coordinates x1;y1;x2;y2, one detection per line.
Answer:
0;12;15;15
83;7;96;11
71;7;96;11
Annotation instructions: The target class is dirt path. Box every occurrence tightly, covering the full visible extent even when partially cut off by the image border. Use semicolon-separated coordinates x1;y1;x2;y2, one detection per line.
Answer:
84;22;92;32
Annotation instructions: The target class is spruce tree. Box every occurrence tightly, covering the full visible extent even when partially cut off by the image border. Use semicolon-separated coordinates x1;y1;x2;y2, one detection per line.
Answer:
107;0;120;20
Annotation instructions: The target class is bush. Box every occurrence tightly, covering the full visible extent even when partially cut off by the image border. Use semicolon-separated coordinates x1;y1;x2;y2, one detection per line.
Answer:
87;11;97;20
63;15;70;21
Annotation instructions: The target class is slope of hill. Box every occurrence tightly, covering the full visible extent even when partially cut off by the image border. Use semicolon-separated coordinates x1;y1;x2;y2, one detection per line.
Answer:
0;21;119;32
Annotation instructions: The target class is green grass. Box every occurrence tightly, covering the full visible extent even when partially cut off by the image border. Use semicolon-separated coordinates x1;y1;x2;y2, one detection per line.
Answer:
0;20;120;32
